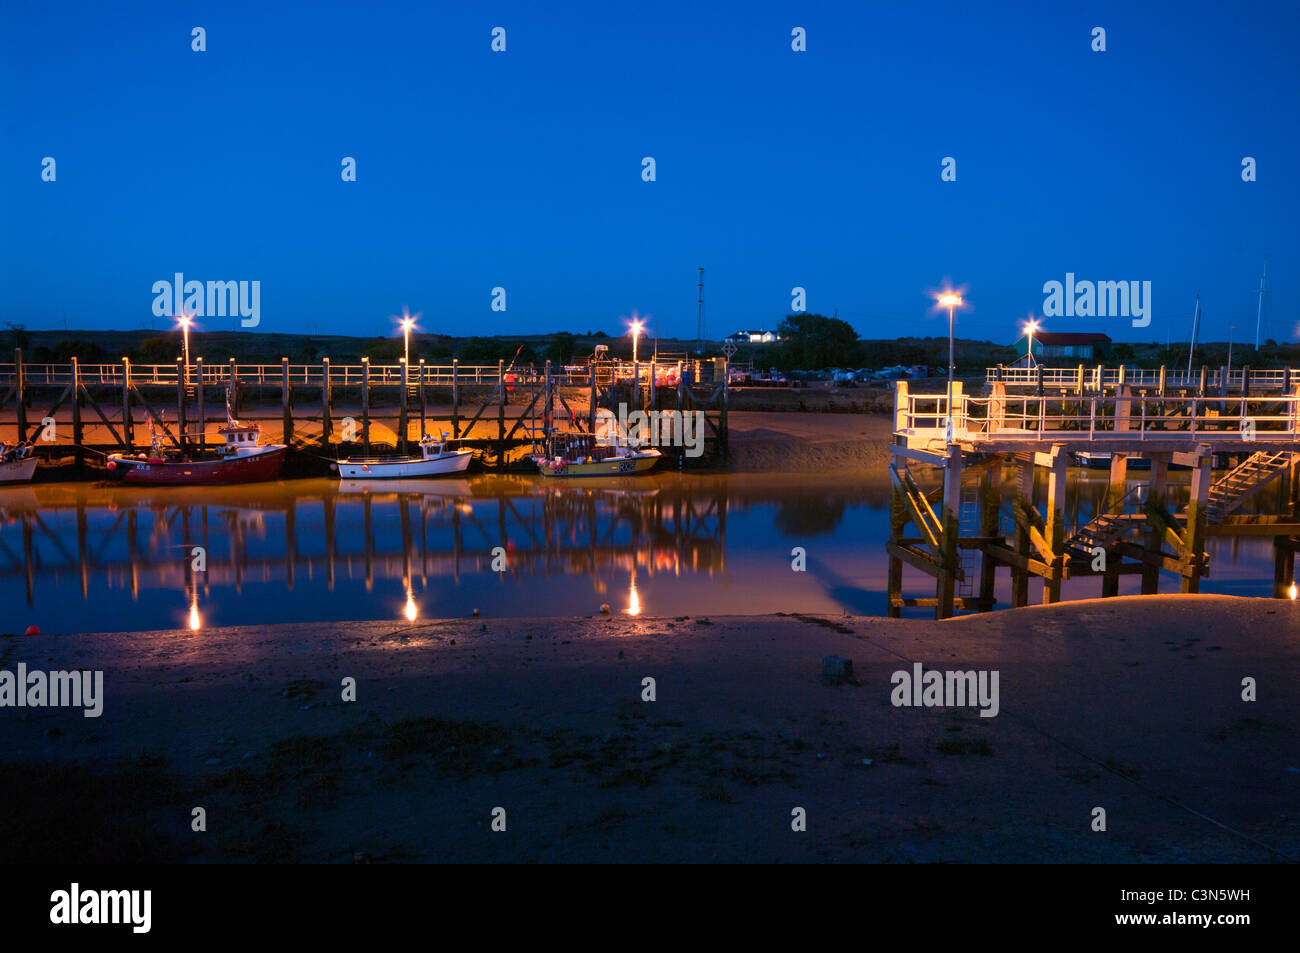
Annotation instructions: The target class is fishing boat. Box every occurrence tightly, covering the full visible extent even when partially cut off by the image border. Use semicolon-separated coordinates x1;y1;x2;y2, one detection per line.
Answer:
336;433;473;480
532;432;661;478
105;417;286;485
0;441;37;484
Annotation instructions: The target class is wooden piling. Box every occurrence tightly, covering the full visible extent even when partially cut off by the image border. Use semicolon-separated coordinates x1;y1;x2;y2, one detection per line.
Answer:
978;466;1001;611
196;357;205;449
1011;457;1032;608
887;472;905;619
121;357;133;447
399;358;409;452
281;357;293;447
71;356;84;470
419;359;427;439
228;358;239;415
935;445;963;619
361;357;371;454
1182;445;1212;593
1043;445;1068;604
1102;450;1128;597
1141;454;1170;594
174;357;186;451
321;357;332;444
14;348;27;442
451;359;460;439
497;359;506;467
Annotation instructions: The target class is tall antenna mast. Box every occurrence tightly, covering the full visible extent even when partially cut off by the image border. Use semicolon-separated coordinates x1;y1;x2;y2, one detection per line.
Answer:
697;267;704;354
1253;257;1267;350
1187;293;1201;377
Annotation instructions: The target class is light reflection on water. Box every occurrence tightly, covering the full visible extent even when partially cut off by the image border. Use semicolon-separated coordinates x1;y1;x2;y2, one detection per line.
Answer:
0;470;1283;635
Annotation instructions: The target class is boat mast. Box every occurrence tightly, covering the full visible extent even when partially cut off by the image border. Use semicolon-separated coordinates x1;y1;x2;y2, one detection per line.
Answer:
1253;257;1267;351
1186;293;1201;377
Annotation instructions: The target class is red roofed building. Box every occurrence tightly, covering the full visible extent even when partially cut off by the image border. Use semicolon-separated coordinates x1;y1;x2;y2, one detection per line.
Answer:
1013;331;1111;364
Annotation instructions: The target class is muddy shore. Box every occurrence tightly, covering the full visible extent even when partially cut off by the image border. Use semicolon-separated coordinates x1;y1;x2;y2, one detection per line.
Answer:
2;595;1295;863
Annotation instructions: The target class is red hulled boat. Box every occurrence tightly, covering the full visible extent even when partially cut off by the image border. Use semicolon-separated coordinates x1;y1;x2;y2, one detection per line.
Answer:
105;417;286;485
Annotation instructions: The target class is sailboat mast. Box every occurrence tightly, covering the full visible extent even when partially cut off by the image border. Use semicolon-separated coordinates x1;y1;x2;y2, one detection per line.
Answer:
1254;258;1267;351
1187;294;1201;378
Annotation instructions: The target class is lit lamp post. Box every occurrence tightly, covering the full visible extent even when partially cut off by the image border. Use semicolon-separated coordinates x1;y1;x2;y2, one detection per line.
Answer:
938;293;963;444
401;316;415;367
1023;318;1041;368
177;313;192;386
630;319;644;403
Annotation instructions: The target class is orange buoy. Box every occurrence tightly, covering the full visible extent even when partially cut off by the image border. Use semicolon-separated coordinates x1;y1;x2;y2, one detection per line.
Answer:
24;625;39;636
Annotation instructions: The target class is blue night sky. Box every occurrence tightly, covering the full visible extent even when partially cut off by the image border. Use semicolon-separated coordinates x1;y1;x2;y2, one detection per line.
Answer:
2;0;1297;345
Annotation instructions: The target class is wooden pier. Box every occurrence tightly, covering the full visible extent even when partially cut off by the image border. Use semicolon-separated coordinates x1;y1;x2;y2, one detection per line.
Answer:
0;350;731;470
888;373;1300;618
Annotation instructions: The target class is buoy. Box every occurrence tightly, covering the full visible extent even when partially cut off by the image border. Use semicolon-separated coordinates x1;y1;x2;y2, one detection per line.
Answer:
599;604;610;615
24;625;39;637
472;608;480;617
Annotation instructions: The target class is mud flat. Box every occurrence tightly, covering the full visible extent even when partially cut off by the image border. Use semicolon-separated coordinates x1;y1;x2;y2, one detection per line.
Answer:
1;595;1295;863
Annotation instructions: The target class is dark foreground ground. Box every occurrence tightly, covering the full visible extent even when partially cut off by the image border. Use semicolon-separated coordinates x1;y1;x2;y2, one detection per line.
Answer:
1;595;1296;863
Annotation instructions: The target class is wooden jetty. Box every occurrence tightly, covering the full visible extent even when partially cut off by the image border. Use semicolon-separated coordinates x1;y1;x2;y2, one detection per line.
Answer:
888;370;1300;618
0;350;732;470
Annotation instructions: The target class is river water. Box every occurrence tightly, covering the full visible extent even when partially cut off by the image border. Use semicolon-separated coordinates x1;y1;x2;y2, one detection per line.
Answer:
0;471;1283;634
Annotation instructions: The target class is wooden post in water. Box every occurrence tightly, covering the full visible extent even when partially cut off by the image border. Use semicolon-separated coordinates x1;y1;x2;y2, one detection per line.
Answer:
71;356;84;470
1182;445;1212;593
1011;457;1033;608
418;359;427;439
497;358;506;468
398;358;409;453
174;357;186;451
14;349;27;442
228;358;239;415
589;359;598;432
321;357;332;445
361;357;371;454
887;461;905;619
281;357;293;447
1142;454;1170;594
978;466;1001;611
195;357;205;449
121;357;133;447
544;360;553;440
452;359;461;439
935;444;964;619
1043;445;1068;604
720;356;730;462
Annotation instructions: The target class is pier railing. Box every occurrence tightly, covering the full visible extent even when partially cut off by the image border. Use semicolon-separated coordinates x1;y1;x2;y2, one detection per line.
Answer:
897;388;1300;447
986;364;1297;393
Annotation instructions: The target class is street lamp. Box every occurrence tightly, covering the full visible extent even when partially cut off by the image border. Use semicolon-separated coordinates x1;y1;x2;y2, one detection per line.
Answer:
938;293;963;443
1023;318;1041;369
630;319;643;364
401;316;415;367
177;313;192;386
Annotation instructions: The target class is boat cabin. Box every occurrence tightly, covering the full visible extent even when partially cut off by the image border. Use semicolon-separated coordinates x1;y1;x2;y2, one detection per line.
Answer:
420;433;454;458
218;423;263;456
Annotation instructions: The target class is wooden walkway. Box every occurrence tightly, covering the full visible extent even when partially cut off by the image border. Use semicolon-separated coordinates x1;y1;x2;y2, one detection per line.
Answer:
888;376;1300;618
0;351;732;470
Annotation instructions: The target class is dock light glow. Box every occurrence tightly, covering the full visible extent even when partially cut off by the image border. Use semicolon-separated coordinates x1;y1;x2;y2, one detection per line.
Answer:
1290;582;1297;601
176;312;193;386
404;588;418;622
1023;317;1041;367
392;309;421;368
188;598;201;631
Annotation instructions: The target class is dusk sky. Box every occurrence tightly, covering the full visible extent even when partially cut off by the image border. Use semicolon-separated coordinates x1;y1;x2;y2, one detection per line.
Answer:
3;0;1297;345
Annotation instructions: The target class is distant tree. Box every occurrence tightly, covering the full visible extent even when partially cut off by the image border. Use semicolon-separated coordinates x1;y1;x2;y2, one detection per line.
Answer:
776;313;861;370
138;336;177;364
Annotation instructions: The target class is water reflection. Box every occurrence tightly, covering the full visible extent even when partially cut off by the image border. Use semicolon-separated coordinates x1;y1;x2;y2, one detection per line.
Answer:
0;471;1281;634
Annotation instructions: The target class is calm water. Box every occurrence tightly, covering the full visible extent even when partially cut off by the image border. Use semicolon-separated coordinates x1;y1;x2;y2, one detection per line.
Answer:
0;472;1282;634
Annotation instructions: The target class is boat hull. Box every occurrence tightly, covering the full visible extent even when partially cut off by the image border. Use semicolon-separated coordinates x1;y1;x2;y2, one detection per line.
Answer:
536;450;661;478
0;457;37;484
337;450;473;480
106;446;287;485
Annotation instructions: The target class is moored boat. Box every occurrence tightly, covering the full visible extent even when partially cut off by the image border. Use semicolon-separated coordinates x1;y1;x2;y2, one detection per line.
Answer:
105;419;286;485
0;441;37;484
532;432;661;478
336;433;474;480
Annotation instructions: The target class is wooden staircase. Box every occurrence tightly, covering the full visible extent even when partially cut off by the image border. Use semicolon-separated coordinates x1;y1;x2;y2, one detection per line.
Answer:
1201;451;1297;524
1066;483;1148;554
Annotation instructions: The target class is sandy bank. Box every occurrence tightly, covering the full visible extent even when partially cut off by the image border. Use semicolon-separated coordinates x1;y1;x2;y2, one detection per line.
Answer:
2;595;1295;863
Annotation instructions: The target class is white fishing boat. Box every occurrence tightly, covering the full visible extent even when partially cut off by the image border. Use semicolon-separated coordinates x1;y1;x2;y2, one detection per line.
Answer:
532;432;661;478
0;442;37;484
336;433;473;480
